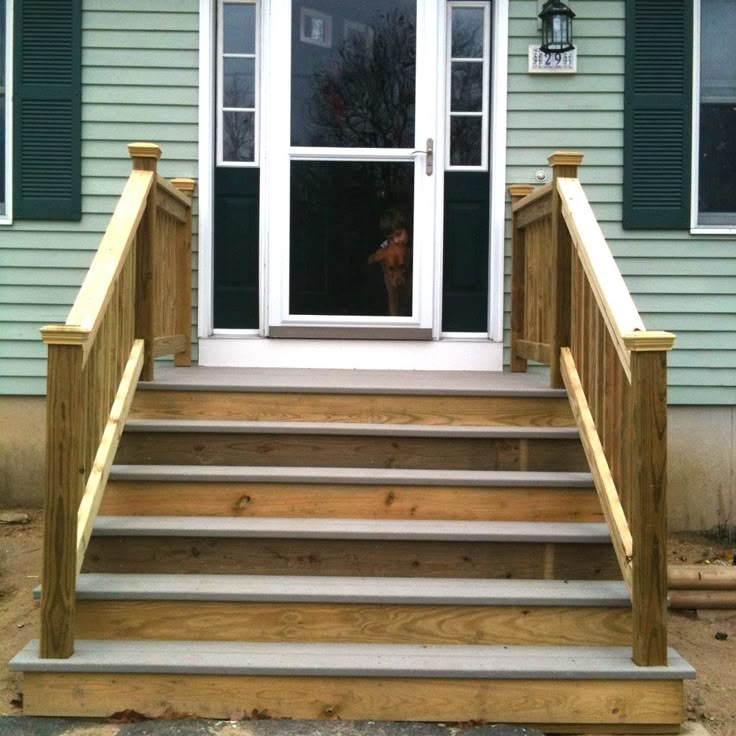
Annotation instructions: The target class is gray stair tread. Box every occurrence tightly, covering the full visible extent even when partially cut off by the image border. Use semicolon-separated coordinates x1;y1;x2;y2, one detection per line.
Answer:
109;465;594;487
141;366;567;398
92;516;612;542
10;640;695;680
124;419;579;439
73;574;629;606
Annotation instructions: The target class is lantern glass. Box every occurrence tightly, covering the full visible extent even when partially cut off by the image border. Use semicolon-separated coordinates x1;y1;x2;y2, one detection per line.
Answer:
539;0;575;54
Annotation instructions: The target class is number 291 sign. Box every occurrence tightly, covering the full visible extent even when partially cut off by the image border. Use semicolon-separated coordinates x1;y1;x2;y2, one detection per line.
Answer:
528;45;577;74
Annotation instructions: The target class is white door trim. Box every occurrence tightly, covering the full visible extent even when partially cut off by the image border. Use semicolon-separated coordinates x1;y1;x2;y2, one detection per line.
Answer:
264;0;440;334
197;0;508;360
488;0;508;342
198;0;215;339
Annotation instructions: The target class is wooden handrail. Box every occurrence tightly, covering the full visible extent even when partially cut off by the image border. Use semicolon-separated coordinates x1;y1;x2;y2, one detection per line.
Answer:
65;171;154;352
557;177;645;380
39;144;195;659
509;151;675;666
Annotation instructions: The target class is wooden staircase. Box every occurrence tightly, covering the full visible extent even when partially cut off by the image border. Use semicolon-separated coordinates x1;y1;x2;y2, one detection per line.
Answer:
10;148;694;732
12;368;693;732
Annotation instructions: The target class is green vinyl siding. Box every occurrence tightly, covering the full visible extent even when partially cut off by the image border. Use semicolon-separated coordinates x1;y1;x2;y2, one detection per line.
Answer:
0;0;199;395
0;0;734;407
504;0;736;406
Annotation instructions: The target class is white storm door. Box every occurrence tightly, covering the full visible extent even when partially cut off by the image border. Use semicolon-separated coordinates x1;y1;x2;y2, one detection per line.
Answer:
264;0;441;337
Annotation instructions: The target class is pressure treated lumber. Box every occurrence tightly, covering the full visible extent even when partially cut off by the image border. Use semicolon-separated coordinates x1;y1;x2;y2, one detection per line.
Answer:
75;600;632;645
83;537;619;579
548;152;582;388
626;338;671;667
668;590;736;609
19;670;685;729
76;340;144;575
509;184;535;372
72;574;631;646
64;170;153;352
668;564;736;589
130;143;160;381
560;348;633;593
40;343;85;659
130;390;575;427
170;177;195;368
557;176;645;379
115;427;587;472
101;475;602;522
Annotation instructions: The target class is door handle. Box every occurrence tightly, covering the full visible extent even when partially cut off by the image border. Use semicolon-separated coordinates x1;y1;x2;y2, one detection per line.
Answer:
411;138;434;176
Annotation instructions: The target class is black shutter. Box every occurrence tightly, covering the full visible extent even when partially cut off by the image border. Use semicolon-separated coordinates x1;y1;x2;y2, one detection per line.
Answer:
13;0;81;220
623;0;693;229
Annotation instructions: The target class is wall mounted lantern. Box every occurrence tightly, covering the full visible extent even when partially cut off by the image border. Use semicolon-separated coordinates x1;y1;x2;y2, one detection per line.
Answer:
539;0;576;53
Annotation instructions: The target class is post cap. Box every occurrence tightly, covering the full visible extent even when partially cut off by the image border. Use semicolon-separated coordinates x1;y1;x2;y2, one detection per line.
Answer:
548;151;584;168
508;184;536;200
622;331;676;352
41;324;90;346
171;178;197;196
128;142;162;160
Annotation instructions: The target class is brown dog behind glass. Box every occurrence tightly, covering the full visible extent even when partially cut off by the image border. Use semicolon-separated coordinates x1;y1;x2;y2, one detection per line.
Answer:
368;210;412;316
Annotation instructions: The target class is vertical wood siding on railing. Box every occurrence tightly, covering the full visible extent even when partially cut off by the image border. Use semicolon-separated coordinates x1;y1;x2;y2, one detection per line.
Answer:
509;152;675;667
39;143;195;659
509;183;554;367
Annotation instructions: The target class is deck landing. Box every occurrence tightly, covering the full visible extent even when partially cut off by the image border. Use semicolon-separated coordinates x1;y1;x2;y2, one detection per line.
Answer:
145;366;560;396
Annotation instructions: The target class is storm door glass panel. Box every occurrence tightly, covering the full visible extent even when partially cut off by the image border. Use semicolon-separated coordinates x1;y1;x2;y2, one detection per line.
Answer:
290;161;415;316
290;0;417;148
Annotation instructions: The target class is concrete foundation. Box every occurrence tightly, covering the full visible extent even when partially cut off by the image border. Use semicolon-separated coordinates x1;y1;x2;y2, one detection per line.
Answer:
0;397;45;508
668;406;735;533
1;397;735;534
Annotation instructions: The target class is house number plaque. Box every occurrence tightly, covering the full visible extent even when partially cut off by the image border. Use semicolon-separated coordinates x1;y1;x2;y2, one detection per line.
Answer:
528;45;577;74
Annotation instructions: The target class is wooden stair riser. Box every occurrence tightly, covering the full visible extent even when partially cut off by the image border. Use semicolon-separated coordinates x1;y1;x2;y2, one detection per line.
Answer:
102;481;603;522
83;537;620;579
21;671;683;732
116;432;587;472
75;599;632;646
131;390;575;427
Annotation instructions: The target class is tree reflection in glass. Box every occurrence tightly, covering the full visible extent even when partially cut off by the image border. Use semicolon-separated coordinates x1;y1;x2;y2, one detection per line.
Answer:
291;1;417;148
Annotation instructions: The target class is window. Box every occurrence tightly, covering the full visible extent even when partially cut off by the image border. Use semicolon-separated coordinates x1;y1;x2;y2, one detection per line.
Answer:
695;0;736;227
217;0;259;165
446;2;490;170
1;0;9;221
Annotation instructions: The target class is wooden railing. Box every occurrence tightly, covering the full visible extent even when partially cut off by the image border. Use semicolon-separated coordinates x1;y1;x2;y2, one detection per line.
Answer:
39;143;195;658
510;152;675;666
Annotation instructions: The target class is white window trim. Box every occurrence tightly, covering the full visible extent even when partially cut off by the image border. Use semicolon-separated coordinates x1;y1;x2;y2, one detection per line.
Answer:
216;0;260;167
445;1;491;172
690;0;736;234
1;0;12;225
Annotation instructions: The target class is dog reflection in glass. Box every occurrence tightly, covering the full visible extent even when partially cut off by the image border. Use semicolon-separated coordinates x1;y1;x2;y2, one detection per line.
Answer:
368;209;412;317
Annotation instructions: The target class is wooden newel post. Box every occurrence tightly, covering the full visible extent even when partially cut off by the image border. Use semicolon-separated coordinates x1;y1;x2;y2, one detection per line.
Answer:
39;326;89;658
548;152;583;388
128;142;161;381
171;178;196;368
508;184;535;373
623;330;676;666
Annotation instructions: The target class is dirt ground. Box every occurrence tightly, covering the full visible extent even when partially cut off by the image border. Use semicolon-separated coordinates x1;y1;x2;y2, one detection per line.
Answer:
1;510;734;735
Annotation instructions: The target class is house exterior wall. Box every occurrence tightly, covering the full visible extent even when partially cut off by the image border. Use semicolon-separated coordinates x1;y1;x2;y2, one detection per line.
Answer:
504;0;736;407
0;0;200;396
0;0;734;527
0;0;733;405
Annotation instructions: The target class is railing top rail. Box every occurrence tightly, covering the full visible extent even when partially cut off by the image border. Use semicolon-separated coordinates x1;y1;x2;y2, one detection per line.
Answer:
41;169;154;356
157;174;194;209
511;181;553;214
556;176;653;377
